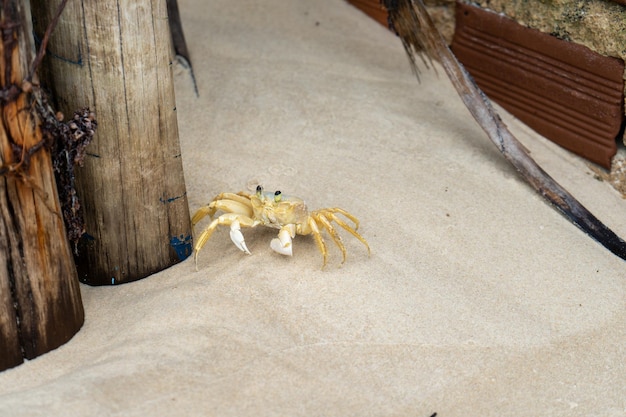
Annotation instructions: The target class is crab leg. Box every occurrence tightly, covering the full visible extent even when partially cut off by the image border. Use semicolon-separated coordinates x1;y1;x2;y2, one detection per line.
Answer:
315;213;347;264
191;205;214;228
321;208;360;230
193;213;257;267
307;217;329;267
192;196;252;227
326;213;371;255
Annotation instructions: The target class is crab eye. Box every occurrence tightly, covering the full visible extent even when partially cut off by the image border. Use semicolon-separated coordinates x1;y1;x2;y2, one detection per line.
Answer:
274;190;282;202
256;185;263;197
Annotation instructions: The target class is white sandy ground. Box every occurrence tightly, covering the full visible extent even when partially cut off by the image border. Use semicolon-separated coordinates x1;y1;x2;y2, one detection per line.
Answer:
1;0;625;416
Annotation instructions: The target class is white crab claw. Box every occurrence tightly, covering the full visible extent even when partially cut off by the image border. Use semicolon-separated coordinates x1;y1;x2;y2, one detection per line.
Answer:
229;220;251;254
270;226;295;256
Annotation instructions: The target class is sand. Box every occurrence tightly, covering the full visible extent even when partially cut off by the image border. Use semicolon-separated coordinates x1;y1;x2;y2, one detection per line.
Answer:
1;0;625;415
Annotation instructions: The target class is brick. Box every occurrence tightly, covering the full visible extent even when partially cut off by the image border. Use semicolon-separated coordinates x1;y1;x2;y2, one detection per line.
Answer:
451;1;625;168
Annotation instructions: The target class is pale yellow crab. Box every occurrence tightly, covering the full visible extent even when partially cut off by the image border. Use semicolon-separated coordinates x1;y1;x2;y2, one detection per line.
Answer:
191;185;370;268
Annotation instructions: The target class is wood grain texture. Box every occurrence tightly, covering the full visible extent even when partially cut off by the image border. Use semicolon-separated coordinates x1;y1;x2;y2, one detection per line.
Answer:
0;0;83;371
31;0;193;285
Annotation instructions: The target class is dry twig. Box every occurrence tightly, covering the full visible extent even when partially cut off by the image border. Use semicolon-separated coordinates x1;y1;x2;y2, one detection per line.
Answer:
383;0;626;261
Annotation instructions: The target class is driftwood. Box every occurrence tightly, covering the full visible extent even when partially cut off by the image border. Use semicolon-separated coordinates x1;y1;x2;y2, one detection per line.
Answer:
383;0;626;261
0;0;83;371
31;0;193;285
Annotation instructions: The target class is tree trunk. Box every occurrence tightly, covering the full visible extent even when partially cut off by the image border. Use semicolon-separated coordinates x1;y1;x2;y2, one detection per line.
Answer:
0;0;83;372
30;0;193;285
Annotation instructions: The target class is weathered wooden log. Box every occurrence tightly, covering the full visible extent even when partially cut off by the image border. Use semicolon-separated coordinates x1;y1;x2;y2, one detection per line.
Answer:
31;0;193;285
0;0;83;371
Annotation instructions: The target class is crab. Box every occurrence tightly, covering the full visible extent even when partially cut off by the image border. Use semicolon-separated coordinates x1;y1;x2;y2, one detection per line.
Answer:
191;185;370;268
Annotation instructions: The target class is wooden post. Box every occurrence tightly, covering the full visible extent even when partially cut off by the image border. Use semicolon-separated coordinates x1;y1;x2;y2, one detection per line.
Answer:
30;0;193;285
0;0;83;371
